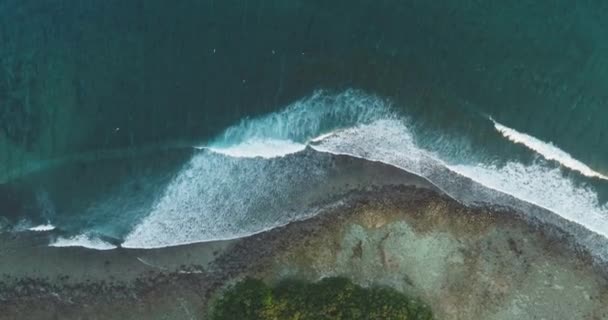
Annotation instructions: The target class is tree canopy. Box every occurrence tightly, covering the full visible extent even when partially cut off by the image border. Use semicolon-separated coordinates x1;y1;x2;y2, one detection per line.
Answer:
210;277;433;320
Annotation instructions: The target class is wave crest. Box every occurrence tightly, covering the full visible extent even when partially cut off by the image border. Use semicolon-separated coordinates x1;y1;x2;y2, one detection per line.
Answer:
115;90;608;253
50;234;117;250
492;118;608;180
209;90;393;149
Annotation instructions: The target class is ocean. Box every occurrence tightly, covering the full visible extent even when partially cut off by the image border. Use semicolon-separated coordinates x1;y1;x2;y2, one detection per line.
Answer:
0;0;607;251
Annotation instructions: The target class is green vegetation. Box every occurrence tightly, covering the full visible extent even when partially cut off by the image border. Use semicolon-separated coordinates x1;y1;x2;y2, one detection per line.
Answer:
210;277;433;320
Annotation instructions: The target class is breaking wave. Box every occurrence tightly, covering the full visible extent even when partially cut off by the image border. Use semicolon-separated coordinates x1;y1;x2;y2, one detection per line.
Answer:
120;90;608;253
492;118;608;181
28;224;56;232
50;234;117;250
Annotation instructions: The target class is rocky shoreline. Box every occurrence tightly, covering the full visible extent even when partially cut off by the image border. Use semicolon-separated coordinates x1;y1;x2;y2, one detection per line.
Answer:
1;186;607;319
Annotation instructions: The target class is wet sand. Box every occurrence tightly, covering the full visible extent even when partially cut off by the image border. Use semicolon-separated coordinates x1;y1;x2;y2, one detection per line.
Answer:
1;183;608;319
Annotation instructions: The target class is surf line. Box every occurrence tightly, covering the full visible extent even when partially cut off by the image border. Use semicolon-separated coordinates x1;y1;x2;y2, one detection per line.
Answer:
490;117;608;181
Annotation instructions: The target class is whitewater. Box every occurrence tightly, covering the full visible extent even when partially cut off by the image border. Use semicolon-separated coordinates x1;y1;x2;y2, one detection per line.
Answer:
36;90;606;256
491;119;608;181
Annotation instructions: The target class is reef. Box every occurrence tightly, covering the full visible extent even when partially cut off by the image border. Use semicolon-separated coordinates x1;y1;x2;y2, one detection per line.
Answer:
0;186;607;319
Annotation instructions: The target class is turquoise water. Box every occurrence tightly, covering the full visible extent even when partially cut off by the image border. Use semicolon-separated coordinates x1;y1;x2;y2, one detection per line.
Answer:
1;1;607;249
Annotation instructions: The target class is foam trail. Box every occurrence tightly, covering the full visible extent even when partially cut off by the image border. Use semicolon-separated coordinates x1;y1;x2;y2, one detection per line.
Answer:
313;119;608;238
121;91;608;250
210;90;392;147
448;162;608;236
122;90;395;248
50;234;117;250
28;224;56;232
206;139;305;158
492;119;608;180
122;150;335;248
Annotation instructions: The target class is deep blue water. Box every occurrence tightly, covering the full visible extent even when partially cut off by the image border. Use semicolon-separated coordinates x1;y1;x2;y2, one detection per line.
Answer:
0;0;607;249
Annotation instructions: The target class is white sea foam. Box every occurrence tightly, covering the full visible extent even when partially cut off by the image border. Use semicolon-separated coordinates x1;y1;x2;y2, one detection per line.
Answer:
28;224;56;232
313;119;608;236
492;119;608;180
207;139;306;158
122;90;393;248
122;91;608;249
447;162;608;235
121;149;335;248
210;90;392;146
311;120;433;177
310;132;337;143
50;234;117;250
